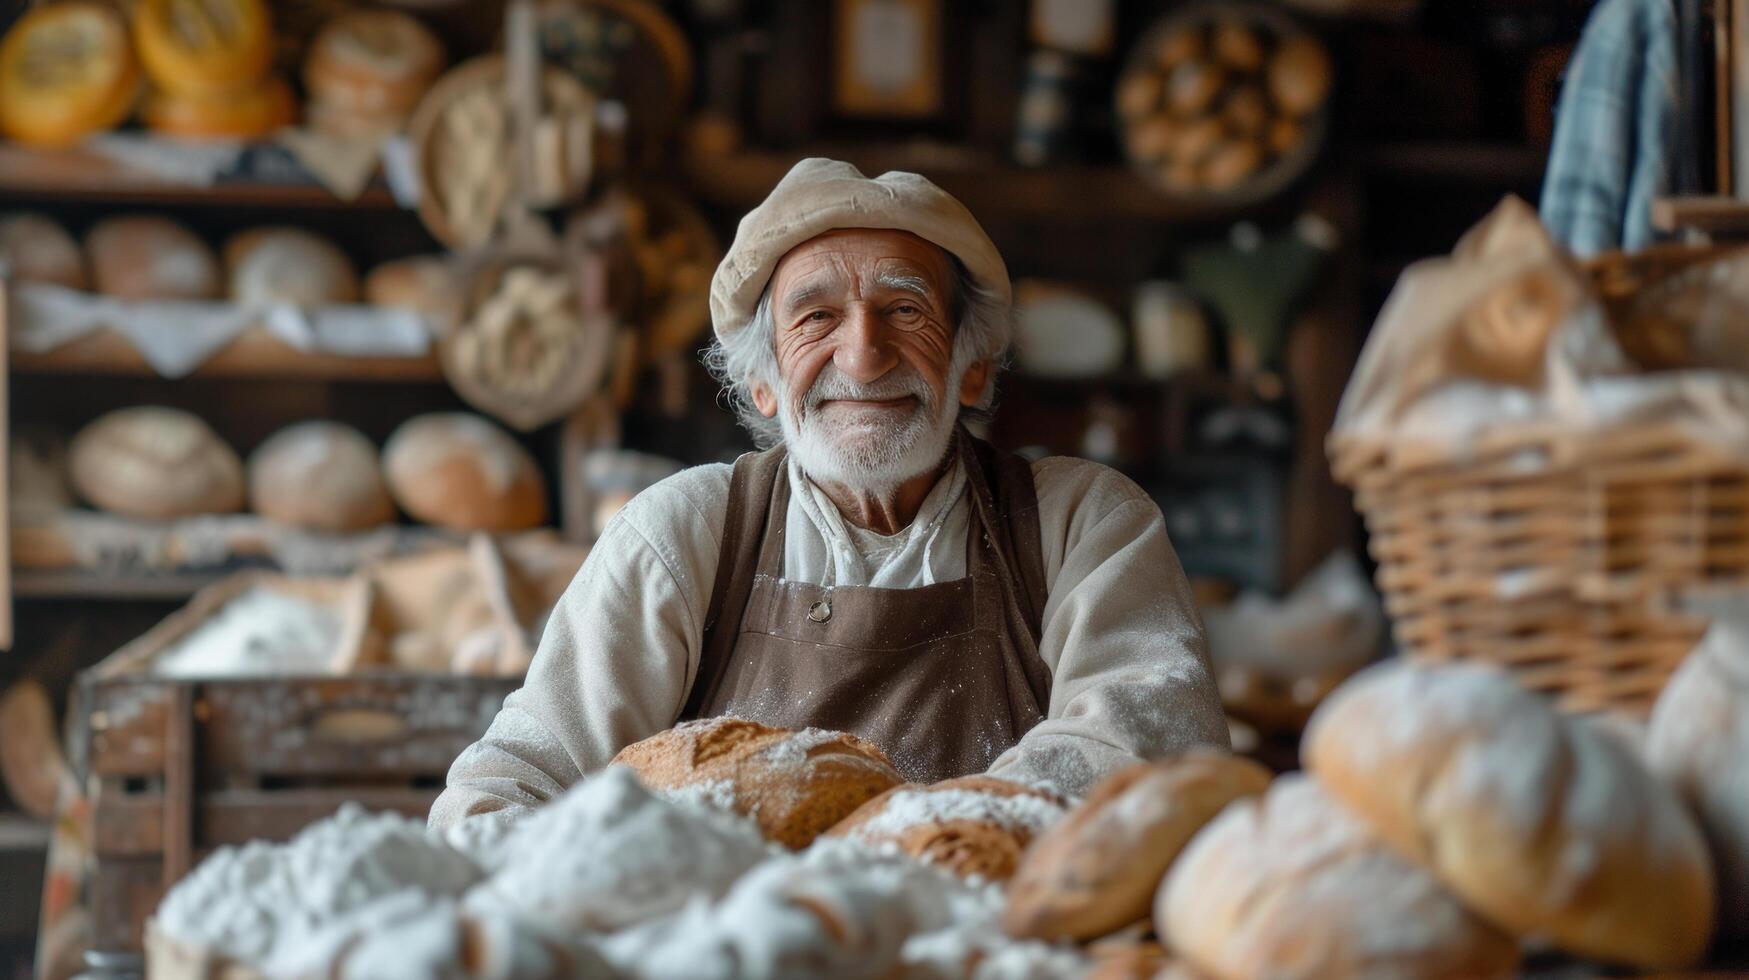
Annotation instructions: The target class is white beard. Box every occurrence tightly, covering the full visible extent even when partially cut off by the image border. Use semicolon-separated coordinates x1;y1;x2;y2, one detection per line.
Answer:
780;357;967;493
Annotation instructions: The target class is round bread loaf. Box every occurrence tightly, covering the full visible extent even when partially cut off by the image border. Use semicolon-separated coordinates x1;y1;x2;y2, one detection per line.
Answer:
86;216;220;301
304;10;445;118
225;227;360;307
1004;751;1270;941
0;213;87;290
1267;36;1333;117
0;2;140;148
612;718;903;849
1160;775;1520;980
1648;616;1749;941
365;256;462;329
827;775;1068;882
70;407;244;519
382;413;547;532
1304;660;1715;969
247;421;395;533
133;0;274;97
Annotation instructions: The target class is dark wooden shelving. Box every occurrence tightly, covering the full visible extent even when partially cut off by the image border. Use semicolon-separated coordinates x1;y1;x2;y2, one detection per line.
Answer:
12;571;226;602
12;327;443;382
0;143;398;209
1360;141;1548;185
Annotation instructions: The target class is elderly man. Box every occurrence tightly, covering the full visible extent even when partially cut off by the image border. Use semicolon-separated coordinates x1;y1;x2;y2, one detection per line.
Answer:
430;159;1226;827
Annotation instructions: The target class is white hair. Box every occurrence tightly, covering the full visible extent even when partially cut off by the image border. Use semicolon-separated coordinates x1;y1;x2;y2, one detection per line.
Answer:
703;255;1010;450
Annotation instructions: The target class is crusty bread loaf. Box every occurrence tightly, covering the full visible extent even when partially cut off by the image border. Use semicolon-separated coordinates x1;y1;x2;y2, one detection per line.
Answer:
382;414;547;532
828;775;1068;882
225;227;359;307
365;255;462;329
612;718;904;849
303;9;444;120
70;407;244;519
1004;751;1270;941
247;421;394;533
1304;660;1716;969
0;212;87;290
86;216;220;301
1160;775;1519;980
1648;617;1749;941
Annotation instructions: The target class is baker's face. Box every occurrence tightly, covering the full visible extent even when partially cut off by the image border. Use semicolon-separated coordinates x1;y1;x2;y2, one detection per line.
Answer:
751;229;989;487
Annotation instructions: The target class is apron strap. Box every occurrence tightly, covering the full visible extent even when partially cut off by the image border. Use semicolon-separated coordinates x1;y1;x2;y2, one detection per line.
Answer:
685;444;788;718
957;428;1053;712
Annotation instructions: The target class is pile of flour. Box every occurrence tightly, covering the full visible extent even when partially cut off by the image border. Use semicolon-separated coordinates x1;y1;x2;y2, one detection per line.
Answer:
154;804;480;964
152;586;342;677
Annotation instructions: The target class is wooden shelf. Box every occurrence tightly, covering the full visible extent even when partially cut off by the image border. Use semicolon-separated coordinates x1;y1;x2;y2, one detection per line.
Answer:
680;147;1258;224
12;327;444;382
12;570;227;601
0;143;398;209
1360;142;1548;185
1651;195;1749;235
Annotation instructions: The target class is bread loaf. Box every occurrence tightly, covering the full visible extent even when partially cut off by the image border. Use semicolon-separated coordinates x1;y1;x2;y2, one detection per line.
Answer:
1160;775;1520;980
133;0;274;97
365;256;462;330
382;414;547;532
70;407;244;519
304;10;444;123
612;718;904;849
1004;751;1270;941
0;213;87;290
828;776;1068;882
224;227;360;307
1304;660;1716;969
247;422;395;533
0;2;140;148
87;216;220;301
1648;615;1749;941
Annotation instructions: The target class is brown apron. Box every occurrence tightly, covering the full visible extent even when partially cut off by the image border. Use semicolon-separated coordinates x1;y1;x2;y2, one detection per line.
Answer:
682;428;1053;783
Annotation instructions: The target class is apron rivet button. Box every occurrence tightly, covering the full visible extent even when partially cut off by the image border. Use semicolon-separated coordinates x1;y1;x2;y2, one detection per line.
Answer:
808;600;832;623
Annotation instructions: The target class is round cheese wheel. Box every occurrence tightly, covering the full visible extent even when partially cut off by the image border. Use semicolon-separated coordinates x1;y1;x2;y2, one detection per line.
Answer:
382;413;547;532
133;0;274;97
224;227;360;307
143;75;296;140
0;213;87;290
304;10;445;117
0;2;140;148
70;407;244;519
247;421;395;533
86;216;222;301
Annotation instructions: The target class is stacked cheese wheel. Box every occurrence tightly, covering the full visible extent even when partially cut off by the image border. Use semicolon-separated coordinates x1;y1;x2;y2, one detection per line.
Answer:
0;3;141;147
1117;4;1332;199
133;0;293;140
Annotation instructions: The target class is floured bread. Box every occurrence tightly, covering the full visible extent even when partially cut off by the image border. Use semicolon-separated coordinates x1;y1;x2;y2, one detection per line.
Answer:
248;421;394;533
383;413;547;532
1160;775;1519;980
70;406;243;519
612;718;903;849
827;775;1068;882
225;227;359;307
1004;751;1270;941
87;215;220;301
0;212;86;290
1304;660;1715;969
1648;616;1749;940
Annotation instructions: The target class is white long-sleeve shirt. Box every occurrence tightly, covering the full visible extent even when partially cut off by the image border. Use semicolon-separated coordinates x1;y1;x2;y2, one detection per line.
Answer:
429;454;1227;829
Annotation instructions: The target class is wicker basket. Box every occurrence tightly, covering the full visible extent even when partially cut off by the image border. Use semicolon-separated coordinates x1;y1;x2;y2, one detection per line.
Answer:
1332;248;1749;719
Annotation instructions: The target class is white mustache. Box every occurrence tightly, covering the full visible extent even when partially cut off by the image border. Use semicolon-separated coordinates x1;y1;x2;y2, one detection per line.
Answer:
802;364;936;413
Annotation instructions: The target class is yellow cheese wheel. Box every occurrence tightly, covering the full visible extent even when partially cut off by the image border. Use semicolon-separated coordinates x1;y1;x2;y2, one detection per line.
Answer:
134;0;275;97
143;75;296;140
0;2;140;148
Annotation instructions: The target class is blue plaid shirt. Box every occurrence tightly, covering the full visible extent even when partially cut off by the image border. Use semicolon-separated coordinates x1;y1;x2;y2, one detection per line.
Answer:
1541;0;1678;256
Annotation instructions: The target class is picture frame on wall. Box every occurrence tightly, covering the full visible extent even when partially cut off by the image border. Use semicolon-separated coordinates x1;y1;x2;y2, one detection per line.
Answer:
831;0;946;119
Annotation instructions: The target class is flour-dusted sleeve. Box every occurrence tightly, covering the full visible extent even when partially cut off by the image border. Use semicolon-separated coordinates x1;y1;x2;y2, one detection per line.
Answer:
987;458;1229;798
428;464;730;830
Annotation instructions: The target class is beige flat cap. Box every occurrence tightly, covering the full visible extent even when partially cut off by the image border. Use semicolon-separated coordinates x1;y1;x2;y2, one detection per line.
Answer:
709;157;1011;340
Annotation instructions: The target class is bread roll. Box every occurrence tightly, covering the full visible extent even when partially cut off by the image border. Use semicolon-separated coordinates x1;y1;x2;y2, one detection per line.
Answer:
365;256;462;329
1166;59;1224;117
1268;36;1333;117
1304;660;1715;969
142;75;296;141
133;0;274;97
247;421;395;533
1648;616;1749;940
70;407;244;519
304;10;444;119
1004;751;1270;941
86;216;220;301
0;2;140;148
828;776;1068;882
382;413;547;532
0;213;87;290
224;227;360;307
612;718;904;850
1211;22;1264;72
1160;775;1520;980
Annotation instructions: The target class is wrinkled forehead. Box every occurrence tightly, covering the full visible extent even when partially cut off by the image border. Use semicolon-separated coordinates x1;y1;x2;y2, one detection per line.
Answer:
769;228;954;313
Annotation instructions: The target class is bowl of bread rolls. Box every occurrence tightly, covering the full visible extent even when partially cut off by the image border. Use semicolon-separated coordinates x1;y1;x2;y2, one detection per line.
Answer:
1117;0;1331;207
